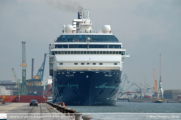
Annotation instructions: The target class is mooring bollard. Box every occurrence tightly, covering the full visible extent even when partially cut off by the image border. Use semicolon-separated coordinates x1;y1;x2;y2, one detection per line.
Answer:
75;112;82;120
82;115;93;120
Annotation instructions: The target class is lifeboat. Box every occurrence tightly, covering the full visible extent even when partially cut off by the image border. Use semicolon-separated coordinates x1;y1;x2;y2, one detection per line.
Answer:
57;102;66;107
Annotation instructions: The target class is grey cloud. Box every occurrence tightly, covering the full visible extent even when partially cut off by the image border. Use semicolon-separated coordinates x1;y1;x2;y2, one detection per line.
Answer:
29;0;83;12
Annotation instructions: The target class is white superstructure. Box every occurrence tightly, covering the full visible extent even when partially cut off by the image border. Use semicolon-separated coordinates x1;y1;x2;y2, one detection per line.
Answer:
49;9;129;76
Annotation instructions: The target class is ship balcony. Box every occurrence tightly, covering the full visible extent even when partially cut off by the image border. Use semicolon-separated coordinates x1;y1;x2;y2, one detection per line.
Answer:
51;51;127;56
54;65;121;71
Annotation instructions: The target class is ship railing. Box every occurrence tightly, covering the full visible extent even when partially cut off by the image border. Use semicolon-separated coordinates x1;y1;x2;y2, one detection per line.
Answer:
77;30;98;33
55;41;119;43
53;47;126;49
63;30;112;34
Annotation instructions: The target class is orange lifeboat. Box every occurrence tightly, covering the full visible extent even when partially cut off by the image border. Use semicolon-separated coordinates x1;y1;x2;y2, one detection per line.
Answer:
57;102;66;107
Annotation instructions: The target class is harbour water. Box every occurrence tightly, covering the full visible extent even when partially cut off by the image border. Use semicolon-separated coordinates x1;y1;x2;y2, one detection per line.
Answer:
67;102;181;120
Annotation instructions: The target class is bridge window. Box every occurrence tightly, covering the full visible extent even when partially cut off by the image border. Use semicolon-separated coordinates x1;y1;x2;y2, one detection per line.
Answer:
60;63;63;65
69;45;87;48
81;63;84;65
99;63;103;65
55;45;68;48
93;63;96;65
53;51;124;55
51;51;55;55
109;45;121;48
114;63;117;65
74;63;78;65
89;45;108;48
56;35;119;43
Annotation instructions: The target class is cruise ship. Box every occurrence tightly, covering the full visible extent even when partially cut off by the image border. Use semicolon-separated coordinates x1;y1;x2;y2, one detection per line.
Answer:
49;9;130;105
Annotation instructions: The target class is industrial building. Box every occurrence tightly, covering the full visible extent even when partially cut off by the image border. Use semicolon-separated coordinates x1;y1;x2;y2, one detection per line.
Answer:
164;89;181;99
0;80;16;95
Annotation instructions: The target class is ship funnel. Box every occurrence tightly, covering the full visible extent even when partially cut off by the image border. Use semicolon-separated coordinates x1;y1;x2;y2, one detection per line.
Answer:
78;12;82;19
31;58;34;79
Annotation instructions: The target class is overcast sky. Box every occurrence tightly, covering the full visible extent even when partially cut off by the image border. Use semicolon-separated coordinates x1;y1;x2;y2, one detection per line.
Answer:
0;0;181;90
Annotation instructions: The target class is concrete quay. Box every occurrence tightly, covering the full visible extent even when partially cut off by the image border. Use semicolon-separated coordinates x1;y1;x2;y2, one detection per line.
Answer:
0;103;93;120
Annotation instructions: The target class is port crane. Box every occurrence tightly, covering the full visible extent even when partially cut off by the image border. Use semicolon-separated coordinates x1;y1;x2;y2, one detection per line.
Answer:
153;68;158;97
140;83;152;93
26;53;47;95
125;82;142;92
20;41;27;95
120;74;129;92
117;74;129;98
34;53;47;82
27;54;47;84
152;68;163;103
158;54;163;99
120;82;143;98
12;68;21;95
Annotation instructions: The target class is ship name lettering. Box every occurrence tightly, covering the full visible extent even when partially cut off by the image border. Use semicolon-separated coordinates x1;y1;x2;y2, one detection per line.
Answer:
104;74;112;77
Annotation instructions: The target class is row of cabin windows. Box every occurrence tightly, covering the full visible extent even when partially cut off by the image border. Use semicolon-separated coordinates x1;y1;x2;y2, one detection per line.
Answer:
56;35;119;42
55;45;121;48
52;51;125;55
59;63;118;65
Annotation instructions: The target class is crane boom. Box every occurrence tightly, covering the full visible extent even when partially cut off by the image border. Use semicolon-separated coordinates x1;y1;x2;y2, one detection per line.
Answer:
12;68;21;95
120;74;129;92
